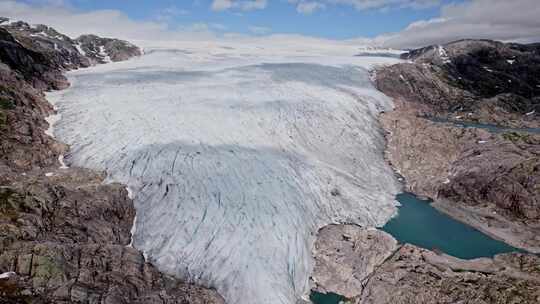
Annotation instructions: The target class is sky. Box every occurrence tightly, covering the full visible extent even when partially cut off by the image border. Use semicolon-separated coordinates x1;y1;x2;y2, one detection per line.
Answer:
1;0;540;48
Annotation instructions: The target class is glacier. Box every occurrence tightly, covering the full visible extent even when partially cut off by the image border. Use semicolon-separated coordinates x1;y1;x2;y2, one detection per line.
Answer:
47;40;403;304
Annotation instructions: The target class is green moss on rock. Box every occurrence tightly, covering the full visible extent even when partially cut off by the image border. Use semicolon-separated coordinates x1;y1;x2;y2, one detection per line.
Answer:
0;188;21;222
0;97;15;110
502;132;531;143
31;255;66;288
0;111;6;127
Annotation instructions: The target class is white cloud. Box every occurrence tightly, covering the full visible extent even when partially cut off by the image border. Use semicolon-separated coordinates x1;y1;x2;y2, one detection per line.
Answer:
183;22;228;32
376;0;540;48
154;6;190;24
0;1;218;42
296;2;326;14
211;0;267;12
211;0;233;11
331;0;440;10
248;25;271;34
289;0;439;13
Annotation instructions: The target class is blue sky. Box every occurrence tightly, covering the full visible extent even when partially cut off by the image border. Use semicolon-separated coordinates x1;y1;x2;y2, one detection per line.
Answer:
25;0;458;39
5;1;540;48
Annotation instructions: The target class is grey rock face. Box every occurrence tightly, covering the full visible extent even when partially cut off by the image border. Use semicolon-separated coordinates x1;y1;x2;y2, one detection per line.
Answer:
311;225;540;304
310;225;397;298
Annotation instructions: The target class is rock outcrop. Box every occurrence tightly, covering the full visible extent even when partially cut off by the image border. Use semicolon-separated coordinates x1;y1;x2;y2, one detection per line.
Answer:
0;19;223;303
310;225;398;299
311;225;540;304
375;39;540;253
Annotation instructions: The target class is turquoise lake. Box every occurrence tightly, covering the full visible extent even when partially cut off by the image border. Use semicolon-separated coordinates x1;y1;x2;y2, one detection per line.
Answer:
382;192;520;259
310;291;347;304
310;192;521;304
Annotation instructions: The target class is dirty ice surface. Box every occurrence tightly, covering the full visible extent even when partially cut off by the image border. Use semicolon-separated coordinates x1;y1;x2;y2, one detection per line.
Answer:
47;39;402;304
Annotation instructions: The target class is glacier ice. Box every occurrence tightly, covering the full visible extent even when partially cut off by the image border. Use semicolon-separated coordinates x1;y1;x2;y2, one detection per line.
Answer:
47;43;402;304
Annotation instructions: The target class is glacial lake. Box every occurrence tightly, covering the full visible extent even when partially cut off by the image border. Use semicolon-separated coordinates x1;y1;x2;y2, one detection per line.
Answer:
310;192;521;304
382;192;520;259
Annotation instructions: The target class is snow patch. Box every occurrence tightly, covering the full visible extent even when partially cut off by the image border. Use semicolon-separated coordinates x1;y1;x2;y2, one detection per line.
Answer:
124;185;139;248
99;45;112;63
0;272;16;279
437;45;451;64
58;154;69;169
74;43;86;56
45;172;54;177
44;111;61;137
128;215;137;248
507;59;515;65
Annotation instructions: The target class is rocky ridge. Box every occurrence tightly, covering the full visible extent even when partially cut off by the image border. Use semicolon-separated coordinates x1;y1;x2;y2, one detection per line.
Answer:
0;17;142;71
375;39;540;253
0;19;223;303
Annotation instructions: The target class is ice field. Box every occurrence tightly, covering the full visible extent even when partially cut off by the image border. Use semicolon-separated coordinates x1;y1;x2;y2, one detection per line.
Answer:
47;40;403;304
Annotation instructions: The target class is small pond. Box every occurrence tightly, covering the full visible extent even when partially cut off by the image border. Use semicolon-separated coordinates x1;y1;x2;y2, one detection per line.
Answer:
310;291;348;304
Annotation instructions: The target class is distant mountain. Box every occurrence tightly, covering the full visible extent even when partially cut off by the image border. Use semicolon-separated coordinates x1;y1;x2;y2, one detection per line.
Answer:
0;17;141;71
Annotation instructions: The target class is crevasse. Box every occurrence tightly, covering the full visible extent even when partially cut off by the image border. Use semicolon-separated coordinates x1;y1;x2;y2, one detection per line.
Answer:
47;45;402;304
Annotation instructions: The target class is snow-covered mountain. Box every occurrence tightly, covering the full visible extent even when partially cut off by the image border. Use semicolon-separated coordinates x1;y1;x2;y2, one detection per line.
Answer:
47;43;402;304
0;17;141;69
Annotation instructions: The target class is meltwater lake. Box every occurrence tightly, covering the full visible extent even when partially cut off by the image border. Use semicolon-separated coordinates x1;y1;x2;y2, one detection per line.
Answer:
383;193;519;259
